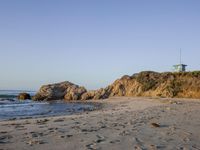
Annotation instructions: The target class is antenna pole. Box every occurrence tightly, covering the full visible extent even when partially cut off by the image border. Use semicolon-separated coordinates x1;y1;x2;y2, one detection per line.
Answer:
180;48;182;64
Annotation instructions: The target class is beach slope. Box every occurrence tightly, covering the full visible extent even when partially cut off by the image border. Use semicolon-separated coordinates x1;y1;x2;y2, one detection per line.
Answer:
1;97;200;150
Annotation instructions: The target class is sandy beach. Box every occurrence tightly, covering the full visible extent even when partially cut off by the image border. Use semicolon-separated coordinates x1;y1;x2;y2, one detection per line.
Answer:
1;97;200;150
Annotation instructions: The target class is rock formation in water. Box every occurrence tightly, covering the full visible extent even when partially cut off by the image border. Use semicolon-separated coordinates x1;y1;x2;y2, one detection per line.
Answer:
33;71;200;101
17;93;31;100
32;81;87;101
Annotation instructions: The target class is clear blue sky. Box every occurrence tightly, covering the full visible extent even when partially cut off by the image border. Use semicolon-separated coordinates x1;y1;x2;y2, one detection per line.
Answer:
0;0;200;90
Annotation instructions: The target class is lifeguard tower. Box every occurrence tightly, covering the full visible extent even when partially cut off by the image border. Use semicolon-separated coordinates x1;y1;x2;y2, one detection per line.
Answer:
173;49;187;72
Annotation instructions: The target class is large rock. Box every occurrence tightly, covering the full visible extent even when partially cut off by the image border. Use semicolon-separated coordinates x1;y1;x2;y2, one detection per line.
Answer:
17;93;31;100
64;86;87;100
33;81;87;101
81;88;111;100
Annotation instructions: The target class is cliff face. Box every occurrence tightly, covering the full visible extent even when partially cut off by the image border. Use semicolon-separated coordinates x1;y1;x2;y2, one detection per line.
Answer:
100;71;200;99
33;71;200;101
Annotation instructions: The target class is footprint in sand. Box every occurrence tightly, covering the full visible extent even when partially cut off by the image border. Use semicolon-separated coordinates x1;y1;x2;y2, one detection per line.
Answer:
95;135;106;143
133;137;144;147
74;121;81;125
15;125;26;130
148;144;159;150
36;119;49;125
86;143;100;150
0;131;8;134
30;132;44;138
58;134;73;139
119;130;131;136
53;118;65;122
151;123;160;128
110;139;120;144
0;135;13;144
26;139;46;146
47;127;58;133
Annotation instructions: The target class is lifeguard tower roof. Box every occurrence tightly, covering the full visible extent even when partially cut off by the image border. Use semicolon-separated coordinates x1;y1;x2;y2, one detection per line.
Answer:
173;64;187;72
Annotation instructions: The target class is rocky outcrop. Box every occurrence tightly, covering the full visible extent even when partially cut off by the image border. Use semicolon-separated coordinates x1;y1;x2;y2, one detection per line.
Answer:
32;81;87;101
64;86;87;100
81;88;110;100
33;71;200;101
96;71;200;99
17;93;31;100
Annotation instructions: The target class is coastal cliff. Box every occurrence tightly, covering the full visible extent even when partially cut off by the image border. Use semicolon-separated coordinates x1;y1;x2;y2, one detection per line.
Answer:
33;71;200;101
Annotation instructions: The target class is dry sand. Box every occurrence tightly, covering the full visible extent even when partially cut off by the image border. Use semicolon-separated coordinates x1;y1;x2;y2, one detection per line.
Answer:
1;97;200;150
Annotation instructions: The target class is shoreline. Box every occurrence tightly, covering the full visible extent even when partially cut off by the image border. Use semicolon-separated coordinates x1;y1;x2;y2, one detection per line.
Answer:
1;97;200;149
0;100;102;122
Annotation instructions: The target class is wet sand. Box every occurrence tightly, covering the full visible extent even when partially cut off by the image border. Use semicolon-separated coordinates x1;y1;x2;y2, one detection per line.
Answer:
1;97;200;150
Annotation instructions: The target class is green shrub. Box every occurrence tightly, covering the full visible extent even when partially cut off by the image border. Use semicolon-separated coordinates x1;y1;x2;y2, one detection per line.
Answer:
136;72;158;92
190;71;200;77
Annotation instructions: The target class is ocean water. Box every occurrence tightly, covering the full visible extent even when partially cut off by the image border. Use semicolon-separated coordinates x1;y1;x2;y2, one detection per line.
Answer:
0;90;36;98
0;90;94;121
